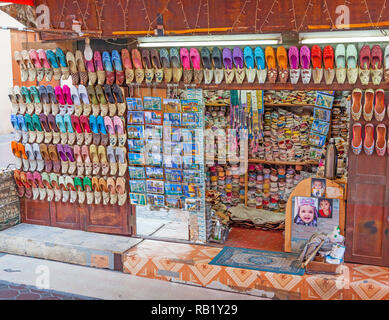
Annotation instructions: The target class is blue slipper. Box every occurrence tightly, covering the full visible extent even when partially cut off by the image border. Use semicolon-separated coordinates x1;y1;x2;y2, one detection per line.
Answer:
244;46;255;69
170;48;181;68
96;115;107;134
55;114;67;133
17;115;27;131
11;114;20;130
46;85;57;104
46;50;59;68
64;114;74;133
102;51;113;72
160;48;170;68
38;85;49;104
254;47;265;70
111;50;123;71
89;115;99;134
21;86;32;104
55;48;67;67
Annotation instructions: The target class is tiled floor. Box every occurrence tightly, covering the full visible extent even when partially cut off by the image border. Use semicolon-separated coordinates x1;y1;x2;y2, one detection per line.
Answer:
123;239;389;300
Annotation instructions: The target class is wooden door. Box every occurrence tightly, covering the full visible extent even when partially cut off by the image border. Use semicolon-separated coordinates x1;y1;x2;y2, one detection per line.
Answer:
50;201;82;230
346;112;389;266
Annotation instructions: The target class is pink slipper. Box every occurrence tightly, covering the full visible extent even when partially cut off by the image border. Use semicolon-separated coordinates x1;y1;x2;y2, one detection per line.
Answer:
189;48;201;70
94;51;104;71
55;86;65;105
180;48;191;70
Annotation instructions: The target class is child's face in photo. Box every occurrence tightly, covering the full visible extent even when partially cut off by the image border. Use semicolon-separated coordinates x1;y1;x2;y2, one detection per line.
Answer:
299;205;315;224
313;181;323;189
320;200;331;211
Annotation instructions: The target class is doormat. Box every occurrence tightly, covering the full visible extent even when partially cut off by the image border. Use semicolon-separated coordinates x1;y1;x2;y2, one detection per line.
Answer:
209;247;305;276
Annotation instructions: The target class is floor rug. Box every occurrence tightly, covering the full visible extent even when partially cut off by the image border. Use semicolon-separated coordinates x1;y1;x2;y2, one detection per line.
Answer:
209;246;305;275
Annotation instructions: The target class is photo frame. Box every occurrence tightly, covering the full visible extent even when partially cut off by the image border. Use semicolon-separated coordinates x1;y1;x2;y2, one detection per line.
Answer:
311;178;326;197
318;198;333;219
293;196;319;227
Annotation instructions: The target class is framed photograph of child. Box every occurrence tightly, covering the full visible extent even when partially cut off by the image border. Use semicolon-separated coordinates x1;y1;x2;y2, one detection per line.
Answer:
311;178;326;197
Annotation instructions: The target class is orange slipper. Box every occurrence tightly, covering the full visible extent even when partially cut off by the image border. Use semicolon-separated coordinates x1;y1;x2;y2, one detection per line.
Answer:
276;46;288;83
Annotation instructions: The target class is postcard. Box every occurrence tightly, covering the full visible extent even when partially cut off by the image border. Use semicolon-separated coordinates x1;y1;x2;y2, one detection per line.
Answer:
163;113;181;126
165;196;182;209
127;139;144;153
127;125;144;139
183;155;200;169
181;113;201;127
163;99;181;112
165;182;183;196
128;152;144;165
165;169;183;182
145;152;163;166
164;155;182;168
146;180;164;194
129;180;146;193
311;120;330;136
183;142;199;156
127;111;144;124
126;98;143;111
129;193;146;205
143;96;162;111
184;198;202;212
146;167;164;179
146;194;165;207
128;166;145;179
181;99;200;112
309;132;327;148
145;111;163;125
183;170;201;184
313;107;331;122
183;184;200;198
315;92;334;109
144;125;163;140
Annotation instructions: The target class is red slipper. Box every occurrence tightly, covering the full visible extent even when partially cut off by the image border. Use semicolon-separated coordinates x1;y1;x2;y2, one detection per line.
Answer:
359;45;371;70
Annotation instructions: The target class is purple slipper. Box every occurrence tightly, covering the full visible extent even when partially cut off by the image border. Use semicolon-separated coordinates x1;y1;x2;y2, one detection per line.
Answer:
288;46;299;69
300;46;311;69
64;145;75;162
233;47;244;69
48;114;59;132
57;144;67;161
222;48;233;70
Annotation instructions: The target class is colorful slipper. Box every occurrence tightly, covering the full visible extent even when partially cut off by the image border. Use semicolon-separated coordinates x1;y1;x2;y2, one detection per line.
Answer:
97;115;108;146
80;114;92;145
71;115;84;145
75;50;88;86
39;85;51;115
115;146;127;176
121;48;134;84
288;46;300;84
21;49;36;81
363;89;374;121
81;145;92;175
89;144;100;175
59;175;69;202
277;46;288;83
170;48;182;83
142;49;154;83
323;45;335;84
265;46;277;83
29;86;43;115
48;144;61;173
56;48;69;80
47;85;59;115
62;85;74;115
243;46;256;83
33;143;45;172
48;114;60;144
94;50;106;85
83;176;94;205
20;171;32;199
335;44;346;84
74;176;85;204
222;48;234;84
359;45;371;85
116;177;127;206
232;47;245;84
87;85;100;116
112;84;126;116
27;172;39;200
29;49;44;82
32;114;44;143
98;145;109;176
311;45;323;84
160;48;172;83
14;86;26;114
374;89;386;122
39;113;52;144
17;114;29;144
66;51;79;85
376;124;386;156
42;172;54;201
25;143;37;172
107;145;118;176
14;51;28;82
92;177;101;205
40;144;53;172
55;114;68;144
66;176;77;203
180;48;192;84
190;48;203;84
74;145;84;176
46;49;61;80
107;177;117;205
212;47;224;84
11;141;22;170
112;50;125;85
104;116;116;146
95;84;108;116
14;170;25;197
371;45;383;85
364;123;375;155
103;84;117;117
102;51;115;85
37;49;53;81
33;171;46;200
57;144;69;174
70;85;82;116
346;44;358;84
385;45;389;83
99;177;110;205
85;56;96;86
150;48;163;83
300;45;311;84
132;48;144;84
78;85;91;116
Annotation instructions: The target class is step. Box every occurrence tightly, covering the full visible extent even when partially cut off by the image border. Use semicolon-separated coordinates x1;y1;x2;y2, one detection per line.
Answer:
122;239;389;300
0;224;142;270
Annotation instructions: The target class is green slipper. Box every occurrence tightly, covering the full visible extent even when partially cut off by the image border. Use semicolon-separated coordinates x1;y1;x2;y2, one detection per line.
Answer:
29;86;41;103
74;176;84;191
83;176;92;191
32;114;43;131
24;114;34;131
21;86;32;104
87;85;99;105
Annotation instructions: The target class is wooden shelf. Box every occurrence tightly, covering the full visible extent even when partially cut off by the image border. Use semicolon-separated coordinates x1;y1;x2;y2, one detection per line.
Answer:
248;159;319;166
205;102;343;108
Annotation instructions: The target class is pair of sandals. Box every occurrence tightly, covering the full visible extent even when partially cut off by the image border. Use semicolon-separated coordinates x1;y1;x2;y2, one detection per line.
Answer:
351;88;387;122
356;44;387;85
352;123;387;156
9;85;47;115
15;48;69;82
87;83;126;117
